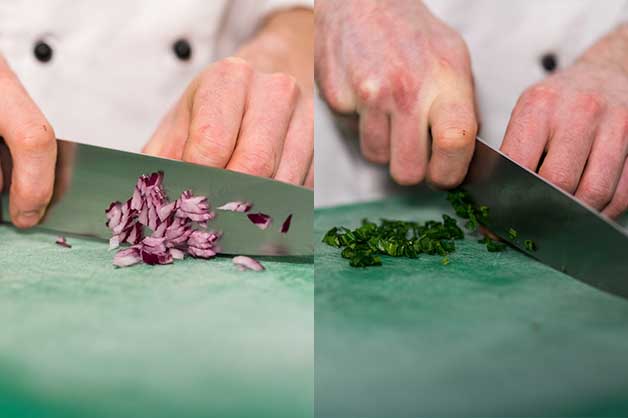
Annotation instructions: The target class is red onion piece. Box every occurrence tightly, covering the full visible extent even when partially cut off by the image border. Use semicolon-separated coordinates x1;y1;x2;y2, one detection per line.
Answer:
187;230;221;259
138;236;173;265
232;256;265;271
113;247;142;267
176;190;215;223
217;201;252;213
247;213;272;230
280;214;293;233
170;248;185;260
165;218;193;246
55;236;71;248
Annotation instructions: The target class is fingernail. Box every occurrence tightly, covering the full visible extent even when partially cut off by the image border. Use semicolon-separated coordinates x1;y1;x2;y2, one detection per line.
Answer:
16;209;43;225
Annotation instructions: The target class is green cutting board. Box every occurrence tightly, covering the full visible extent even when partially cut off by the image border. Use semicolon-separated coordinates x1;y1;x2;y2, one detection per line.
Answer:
315;191;628;418
0;226;313;418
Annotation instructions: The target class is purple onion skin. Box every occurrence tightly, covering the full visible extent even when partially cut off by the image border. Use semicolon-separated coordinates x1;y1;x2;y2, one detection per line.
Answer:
247;213;272;230
280;214;293;234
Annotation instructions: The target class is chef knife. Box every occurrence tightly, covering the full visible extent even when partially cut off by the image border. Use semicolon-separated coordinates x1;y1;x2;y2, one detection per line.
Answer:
463;137;628;298
0;139;313;256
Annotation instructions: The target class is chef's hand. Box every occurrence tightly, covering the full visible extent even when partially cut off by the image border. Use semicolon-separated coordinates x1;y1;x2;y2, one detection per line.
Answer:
0;56;57;228
144;8;314;188
315;0;477;187
501;24;628;219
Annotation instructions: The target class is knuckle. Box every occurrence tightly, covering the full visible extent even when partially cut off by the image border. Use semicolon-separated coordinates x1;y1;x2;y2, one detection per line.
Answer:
390;69;419;112
269;72;299;98
581;182;613;208
236;149;276;177
519;84;558;108
361;146;389;164
391;162;425;186
542;168;577;193
433;128;474;155
17;122;55;153
213;56;253;81
572;92;605;116
356;78;385;105
189;126;233;163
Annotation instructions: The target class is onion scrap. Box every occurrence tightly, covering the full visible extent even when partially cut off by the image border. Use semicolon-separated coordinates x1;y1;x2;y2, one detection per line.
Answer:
232;256;265;271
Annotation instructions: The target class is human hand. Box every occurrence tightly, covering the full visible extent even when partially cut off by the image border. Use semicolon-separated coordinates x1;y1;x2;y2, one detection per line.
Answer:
0;56;57;228
315;0;477;187
501;24;628;218
144;9;314;187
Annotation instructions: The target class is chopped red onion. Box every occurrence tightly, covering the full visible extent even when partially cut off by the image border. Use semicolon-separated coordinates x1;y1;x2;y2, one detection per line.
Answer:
176;190;215;223
113;247;142;267
281;214;293;233
106;199;142;249
232;256;265;271
106;172;227;267
187;230;221;259
247;213;272;230
217;201;252;213
55;236;71;248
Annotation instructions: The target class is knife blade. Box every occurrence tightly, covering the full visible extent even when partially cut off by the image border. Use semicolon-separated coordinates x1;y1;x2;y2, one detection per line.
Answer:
0;139;313;256
463;137;628;298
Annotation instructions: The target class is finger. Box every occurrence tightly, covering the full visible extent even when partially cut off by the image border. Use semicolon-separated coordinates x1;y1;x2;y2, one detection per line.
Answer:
359;107;390;164
389;111;428;185
426;91;477;189
314;9;355;113
226;72;299;178
500;86;556;170
575;110;628;209
274;96;314;185
304;160;314;189
0;57;56;228
539;94;602;194
602;158;628;219
143;97;191;160
182;57;252;168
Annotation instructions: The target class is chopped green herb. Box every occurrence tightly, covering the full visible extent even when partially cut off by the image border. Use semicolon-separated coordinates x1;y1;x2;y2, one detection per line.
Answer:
524;239;537;252
478;236;507;252
322;189;541;268
321;215;463;267
447;189;489;231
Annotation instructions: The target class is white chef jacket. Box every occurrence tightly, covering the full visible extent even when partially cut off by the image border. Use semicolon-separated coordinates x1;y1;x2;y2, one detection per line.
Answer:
0;0;312;153
315;0;628;207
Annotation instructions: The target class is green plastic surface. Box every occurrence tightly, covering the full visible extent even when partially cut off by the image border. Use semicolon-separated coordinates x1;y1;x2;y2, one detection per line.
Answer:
0;226;313;418
315;193;628;418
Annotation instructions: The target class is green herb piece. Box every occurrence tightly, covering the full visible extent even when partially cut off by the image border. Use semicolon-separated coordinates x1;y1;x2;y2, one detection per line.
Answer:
478;236;507;252
447;189;489;232
441;256;450;265
508;228;518;240
524;239;537;252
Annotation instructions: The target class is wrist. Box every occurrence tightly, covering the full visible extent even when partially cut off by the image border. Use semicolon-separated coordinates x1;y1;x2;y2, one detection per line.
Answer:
236;8;313;94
